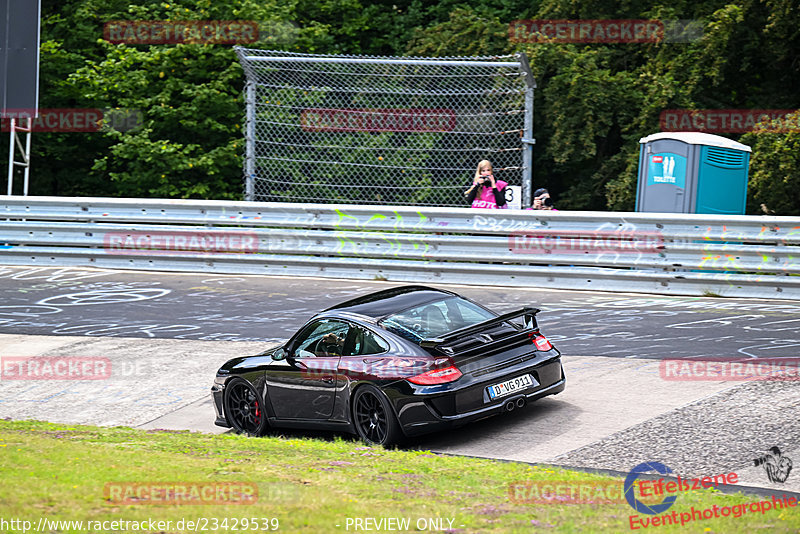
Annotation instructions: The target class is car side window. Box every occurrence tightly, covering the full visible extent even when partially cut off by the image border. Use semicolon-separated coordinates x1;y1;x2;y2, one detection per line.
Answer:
292;319;350;358
347;325;390;356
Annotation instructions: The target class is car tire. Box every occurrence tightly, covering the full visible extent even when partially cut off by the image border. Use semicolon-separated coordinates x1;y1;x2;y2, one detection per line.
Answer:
224;378;268;436
352;385;404;447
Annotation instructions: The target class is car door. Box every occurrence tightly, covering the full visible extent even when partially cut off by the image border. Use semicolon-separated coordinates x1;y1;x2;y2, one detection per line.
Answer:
265;319;350;420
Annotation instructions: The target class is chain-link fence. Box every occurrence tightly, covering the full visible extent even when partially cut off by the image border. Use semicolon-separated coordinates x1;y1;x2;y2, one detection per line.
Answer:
236;48;533;207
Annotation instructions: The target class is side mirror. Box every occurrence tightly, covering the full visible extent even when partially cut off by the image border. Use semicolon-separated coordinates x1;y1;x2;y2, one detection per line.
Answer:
272;347;288;361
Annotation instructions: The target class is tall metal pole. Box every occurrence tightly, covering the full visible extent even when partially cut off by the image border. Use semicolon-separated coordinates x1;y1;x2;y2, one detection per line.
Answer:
517;53;536;208
244;82;255;201
22;116;31;195
7;117;14;194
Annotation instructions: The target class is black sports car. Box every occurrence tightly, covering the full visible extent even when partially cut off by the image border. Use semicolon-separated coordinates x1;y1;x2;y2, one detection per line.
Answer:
212;285;565;446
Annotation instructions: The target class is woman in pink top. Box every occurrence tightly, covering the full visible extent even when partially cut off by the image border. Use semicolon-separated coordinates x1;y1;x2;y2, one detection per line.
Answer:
465;160;508;209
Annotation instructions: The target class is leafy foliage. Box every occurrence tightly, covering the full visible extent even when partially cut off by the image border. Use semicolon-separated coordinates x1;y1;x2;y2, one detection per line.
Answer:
741;113;800;216
9;0;800;213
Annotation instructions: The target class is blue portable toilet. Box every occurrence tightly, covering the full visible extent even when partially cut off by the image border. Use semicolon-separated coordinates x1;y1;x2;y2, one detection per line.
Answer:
635;132;751;214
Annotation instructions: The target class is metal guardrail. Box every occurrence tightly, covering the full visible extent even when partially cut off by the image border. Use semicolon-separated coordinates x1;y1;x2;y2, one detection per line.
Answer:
1;196;799;299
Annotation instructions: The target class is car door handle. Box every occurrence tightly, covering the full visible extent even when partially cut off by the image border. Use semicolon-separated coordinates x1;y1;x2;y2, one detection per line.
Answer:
321;376;334;384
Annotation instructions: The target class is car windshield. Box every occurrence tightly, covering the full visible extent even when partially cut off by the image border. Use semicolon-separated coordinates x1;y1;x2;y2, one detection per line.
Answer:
379;296;496;342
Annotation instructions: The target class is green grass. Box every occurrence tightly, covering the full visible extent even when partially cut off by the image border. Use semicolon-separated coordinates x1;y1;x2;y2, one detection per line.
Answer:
0;420;798;533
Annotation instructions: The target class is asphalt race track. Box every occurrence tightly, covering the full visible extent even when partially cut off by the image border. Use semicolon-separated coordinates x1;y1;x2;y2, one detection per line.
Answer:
1;265;798;494
3;265;800;358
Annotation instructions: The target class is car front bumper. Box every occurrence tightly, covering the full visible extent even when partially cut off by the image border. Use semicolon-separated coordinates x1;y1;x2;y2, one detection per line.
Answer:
211;380;230;428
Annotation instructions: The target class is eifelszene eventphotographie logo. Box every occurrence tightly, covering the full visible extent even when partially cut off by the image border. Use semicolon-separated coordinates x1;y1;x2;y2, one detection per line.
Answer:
754;446;793;484
624;462;679;516
623;461;796;530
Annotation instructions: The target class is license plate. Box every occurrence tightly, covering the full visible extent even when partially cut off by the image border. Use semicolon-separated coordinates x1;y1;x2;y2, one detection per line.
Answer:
487;374;538;400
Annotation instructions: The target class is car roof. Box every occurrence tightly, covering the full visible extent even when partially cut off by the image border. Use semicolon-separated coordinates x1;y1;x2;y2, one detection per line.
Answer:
323;285;458;319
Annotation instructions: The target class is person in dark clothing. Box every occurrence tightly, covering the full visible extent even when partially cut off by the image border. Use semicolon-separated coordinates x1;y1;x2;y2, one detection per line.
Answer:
532;187;556;210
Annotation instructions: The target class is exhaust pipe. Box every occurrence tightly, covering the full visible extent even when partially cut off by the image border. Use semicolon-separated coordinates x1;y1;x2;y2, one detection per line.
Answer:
516;398;526;409
504;400;515;412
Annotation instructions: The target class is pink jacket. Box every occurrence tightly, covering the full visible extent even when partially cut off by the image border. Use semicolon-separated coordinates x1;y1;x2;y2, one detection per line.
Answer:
471;180;508;209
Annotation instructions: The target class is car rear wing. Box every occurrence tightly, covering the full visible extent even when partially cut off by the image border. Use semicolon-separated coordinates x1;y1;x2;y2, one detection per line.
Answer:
419;307;541;351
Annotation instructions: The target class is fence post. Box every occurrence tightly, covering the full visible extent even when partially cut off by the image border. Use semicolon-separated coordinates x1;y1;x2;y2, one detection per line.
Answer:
244;82;256;202
517;52;536;209
6;118;13;195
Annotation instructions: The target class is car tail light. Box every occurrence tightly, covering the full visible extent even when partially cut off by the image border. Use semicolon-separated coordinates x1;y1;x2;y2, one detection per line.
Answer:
407;365;463;385
530;333;553;351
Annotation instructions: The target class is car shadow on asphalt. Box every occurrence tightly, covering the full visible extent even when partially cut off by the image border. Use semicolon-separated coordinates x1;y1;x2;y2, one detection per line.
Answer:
240;395;576;454
407;396;577;453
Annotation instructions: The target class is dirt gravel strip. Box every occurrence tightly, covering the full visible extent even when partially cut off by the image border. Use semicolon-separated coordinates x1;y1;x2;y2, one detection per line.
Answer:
552;378;800;493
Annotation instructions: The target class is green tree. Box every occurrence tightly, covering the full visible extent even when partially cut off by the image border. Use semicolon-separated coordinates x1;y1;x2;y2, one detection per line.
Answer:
9;0;800;211
741;113;800;215
24;0;366;198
